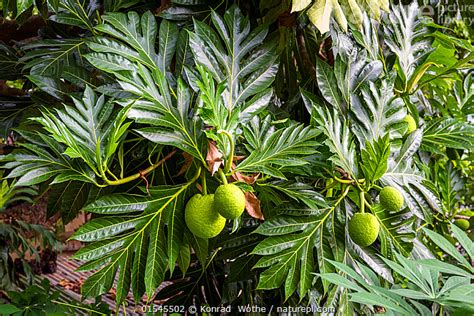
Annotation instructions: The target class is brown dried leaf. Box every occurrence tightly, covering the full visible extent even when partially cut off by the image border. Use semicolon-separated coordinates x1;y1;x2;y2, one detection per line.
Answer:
245;192;264;220
155;0;171;14
108;288;117;299
58;278;82;293
206;141;223;175
195;183;203;193
231;171;259;184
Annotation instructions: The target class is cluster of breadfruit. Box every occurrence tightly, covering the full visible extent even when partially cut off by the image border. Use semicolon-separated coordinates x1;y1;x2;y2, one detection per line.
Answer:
348;114;417;247
185;183;245;239
349;186;405;247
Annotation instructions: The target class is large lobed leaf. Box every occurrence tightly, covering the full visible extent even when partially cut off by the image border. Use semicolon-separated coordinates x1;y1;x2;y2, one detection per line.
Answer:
252;202;334;299
311;106;358;178
316;51;383;114
360;135;390;185
421;117;474;153
351;78;406;146
1;130;97;186
188;5;278;127
436;163;465;213
86;11;206;164
21;39;87;77
49;0;99;31
32;86;125;169
383;2;432;86
72;180;198;303
235;116;320;179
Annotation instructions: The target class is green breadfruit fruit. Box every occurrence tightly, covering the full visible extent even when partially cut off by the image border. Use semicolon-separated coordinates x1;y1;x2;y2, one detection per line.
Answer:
213;184;246;219
185;194;226;239
454;219;470;231
348;213;380;247
379;186;404;212
404;115;417;134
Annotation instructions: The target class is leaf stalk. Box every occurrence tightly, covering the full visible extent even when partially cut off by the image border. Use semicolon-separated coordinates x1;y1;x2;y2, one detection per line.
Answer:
218;168;228;185
102;150;176;186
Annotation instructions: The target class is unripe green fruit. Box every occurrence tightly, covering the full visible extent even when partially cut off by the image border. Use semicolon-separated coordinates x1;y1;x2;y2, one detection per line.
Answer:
185;194;226;239
213;184;246;219
348;213;380;247
454;219;470;231
379;186;404;212
404;115;417;134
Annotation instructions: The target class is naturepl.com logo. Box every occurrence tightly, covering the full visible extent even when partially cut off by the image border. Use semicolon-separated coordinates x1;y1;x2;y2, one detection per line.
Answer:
420;3;474;26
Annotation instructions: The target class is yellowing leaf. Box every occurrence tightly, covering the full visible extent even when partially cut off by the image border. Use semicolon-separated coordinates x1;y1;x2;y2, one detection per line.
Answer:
343;0;363;27
380;0;390;12
332;0;348;32
363;0;381;20
307;0;334;34
291;0;312;12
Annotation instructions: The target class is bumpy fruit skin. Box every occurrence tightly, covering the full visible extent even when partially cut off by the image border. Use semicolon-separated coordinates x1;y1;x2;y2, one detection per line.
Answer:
379;186;404;212
349;213;380;247
404;115;417;134
185;194;226;239
454;219;470;231
213;184;246;219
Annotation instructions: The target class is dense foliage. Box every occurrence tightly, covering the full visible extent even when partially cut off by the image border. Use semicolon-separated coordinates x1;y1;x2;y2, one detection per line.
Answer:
1;0;473;314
